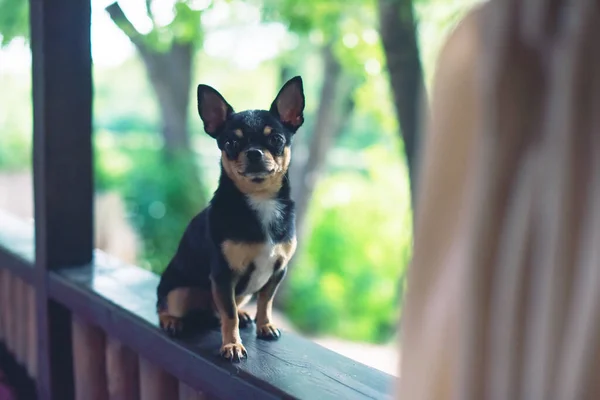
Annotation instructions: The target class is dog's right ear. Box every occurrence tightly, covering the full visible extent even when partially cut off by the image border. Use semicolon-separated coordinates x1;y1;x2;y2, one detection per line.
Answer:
197;84;234;138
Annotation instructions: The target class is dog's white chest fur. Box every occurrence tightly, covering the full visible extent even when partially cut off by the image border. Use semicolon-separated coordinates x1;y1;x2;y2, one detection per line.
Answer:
242;196;284;295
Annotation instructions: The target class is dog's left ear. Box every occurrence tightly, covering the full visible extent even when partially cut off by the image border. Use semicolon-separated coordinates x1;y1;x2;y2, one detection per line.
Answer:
269;76;305;133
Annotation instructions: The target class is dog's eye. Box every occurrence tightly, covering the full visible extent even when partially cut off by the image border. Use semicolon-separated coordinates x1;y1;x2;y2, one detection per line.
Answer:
224;140;239;152
269;135;284;147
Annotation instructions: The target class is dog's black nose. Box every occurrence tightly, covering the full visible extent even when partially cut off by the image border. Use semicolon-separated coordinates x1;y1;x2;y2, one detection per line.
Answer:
246;149;263;162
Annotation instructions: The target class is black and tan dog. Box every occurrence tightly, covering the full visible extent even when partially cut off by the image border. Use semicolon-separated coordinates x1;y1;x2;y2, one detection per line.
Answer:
156;77;304;362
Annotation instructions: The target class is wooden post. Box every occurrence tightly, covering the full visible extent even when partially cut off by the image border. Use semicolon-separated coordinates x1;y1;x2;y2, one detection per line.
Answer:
72;318;108;400
14;277;27;365
0;269;4;341
179;382;209;400
27;283;37;378
29;0;93;398
5;272;15;355
0;270;10;345
139;358;178;400
106;337;140;400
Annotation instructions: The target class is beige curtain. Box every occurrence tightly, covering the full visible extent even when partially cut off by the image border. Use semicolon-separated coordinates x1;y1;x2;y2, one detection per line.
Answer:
398;1;600;399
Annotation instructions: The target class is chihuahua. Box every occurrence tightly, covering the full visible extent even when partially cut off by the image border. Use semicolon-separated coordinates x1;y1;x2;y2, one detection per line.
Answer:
156;76;304;362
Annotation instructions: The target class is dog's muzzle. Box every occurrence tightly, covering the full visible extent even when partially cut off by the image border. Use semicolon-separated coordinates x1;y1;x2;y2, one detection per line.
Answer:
243;149;274;181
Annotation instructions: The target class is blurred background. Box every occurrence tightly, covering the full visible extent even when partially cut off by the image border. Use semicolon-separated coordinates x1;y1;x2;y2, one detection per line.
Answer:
0;0;481;374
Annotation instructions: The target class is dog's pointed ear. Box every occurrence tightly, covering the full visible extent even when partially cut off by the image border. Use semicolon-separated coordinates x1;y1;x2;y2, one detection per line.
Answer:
269;76;305;133
197;84;234;138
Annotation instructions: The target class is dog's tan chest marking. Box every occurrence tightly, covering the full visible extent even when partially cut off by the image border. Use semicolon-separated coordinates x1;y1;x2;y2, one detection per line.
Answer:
244;241;280;295
221;196;298;296
239;238;296;296
221;241;264;273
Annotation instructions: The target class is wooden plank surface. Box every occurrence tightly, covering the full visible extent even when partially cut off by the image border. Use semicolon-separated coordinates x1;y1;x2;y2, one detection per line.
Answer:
49;257;395;400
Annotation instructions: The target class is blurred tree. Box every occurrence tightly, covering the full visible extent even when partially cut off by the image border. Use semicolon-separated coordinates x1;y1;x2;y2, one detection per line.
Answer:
267;0;426;208
0;0;205;164
264;0;364;238
377;0;427;202
287;145;412;342
105;1;209;212
286;43;358;243
102;0;212;272
263;0;366;308
105;2;200;156
0;0;207;198
0;0;208;269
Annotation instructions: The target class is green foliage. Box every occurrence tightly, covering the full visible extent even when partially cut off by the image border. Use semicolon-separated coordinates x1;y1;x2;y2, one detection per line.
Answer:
0;130;31;170
0;70;31;170
94;131;207;273
287;145;412;343
122;150;206;273
0;0;28;46
263;0;366;38
262;0;398;145
0;0;206;50
93;58;160;134
94;132;134;192
137;1;206;52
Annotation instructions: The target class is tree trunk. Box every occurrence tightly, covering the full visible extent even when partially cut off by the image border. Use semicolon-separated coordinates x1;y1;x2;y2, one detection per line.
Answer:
139;44;193;154
279;64;295;87
275;44;357;309
290;44;356;241
106;3;207;206
377;0;427;205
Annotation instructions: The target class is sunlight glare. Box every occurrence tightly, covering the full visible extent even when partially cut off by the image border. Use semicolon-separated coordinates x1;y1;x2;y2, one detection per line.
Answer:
343;33;359;48
151;0;176;27
189;0;212;11
362;29;379;45
365;59;381;75
0;38;31;73
204;23;289;69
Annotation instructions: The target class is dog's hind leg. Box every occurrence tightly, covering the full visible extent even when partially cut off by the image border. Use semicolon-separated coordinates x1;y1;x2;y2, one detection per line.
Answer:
158;287;213;337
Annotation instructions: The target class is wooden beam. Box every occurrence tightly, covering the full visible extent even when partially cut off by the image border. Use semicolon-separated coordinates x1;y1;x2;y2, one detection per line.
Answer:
48;262;395;400
0;248;35;284
29;0;93;399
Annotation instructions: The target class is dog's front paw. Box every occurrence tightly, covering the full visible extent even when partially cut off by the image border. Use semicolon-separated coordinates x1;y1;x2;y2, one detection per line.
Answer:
238;310;253;329
256;323;281;341
159;314;184;337
220;342;247;362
